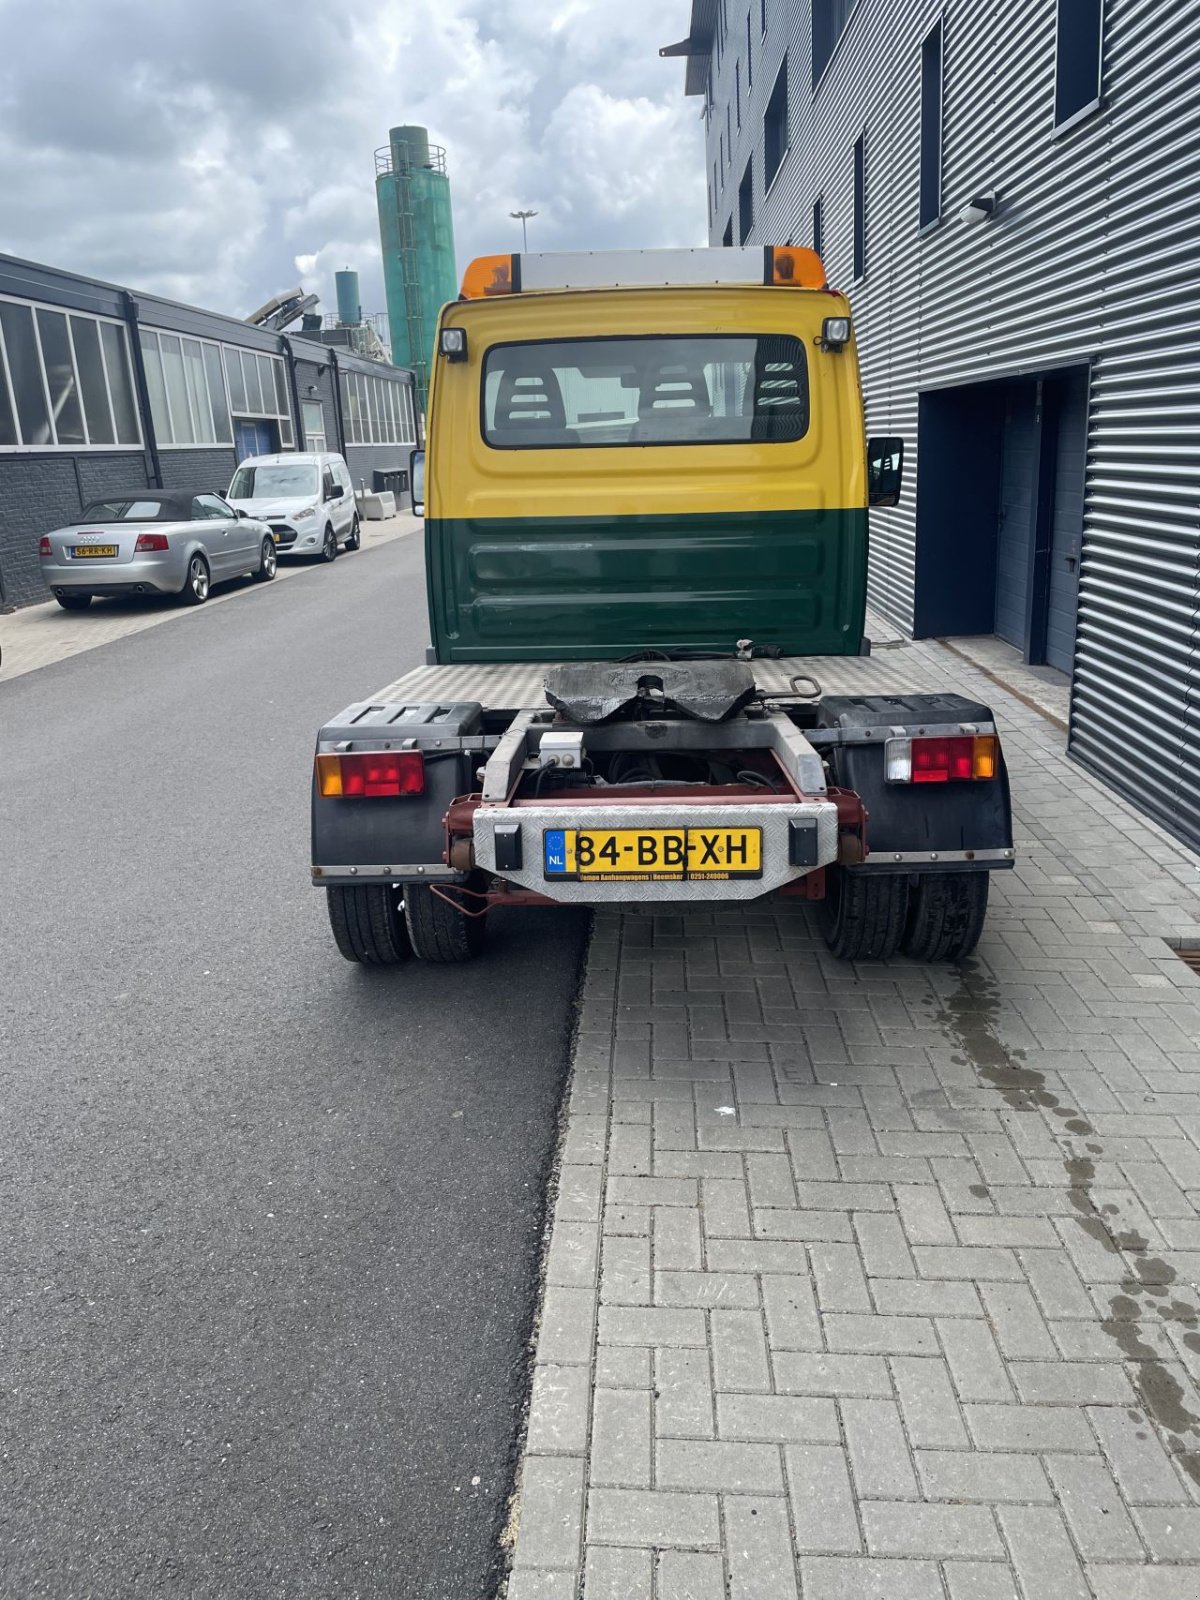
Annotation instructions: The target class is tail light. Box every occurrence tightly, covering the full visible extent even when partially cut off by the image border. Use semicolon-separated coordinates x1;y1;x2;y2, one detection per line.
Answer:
315;750;426;798
39;536;51;555
135;533;169;552
885;734;998;784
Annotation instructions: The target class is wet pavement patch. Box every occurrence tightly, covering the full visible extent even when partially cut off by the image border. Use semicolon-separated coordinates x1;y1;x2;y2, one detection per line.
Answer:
936;962;1200;1489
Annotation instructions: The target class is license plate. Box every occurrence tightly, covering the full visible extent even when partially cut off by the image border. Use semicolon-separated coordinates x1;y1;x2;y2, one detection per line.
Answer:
71;544;118;558
543;827;762;882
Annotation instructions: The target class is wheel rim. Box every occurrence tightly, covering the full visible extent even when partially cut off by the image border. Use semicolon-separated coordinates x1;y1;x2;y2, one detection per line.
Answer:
263;541;276;577
191;558;209;599
325;530;335;558
351;518;360;545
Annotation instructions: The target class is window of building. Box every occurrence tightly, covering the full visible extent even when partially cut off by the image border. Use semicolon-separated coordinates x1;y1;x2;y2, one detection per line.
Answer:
0;295;141;451
746;12;753;86
736;62;742;127
761;0;768;33
853;132;866;278
140;330;290;448
1056;0;1104;127
726;103;732;161
920;20;943;230
302;399;327;452
812;0;857;88
338;370;417;448
723;217;734;247
764;54;790;188
738;158;755;242
813;195;824;257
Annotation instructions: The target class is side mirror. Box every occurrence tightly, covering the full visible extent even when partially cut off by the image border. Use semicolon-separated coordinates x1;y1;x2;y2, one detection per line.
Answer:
329;483;344;500
867;436;904;507
234;507;248;519
410;448;425;518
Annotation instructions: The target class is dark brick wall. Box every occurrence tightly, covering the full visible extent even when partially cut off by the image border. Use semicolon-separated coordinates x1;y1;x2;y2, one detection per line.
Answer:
345;445;415;507
159;449;239;495
0;452;149;608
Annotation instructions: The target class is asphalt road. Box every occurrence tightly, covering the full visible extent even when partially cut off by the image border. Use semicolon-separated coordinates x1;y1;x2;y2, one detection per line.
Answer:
0;535;588;1599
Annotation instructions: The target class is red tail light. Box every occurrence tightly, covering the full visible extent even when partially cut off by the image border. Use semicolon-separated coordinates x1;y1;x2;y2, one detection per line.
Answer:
885;735;998;784
39;536;51;556
315;750;426;798
134;532;169;553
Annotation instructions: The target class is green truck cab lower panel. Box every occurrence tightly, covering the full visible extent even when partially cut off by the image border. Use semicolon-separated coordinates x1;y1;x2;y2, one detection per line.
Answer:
426;508;868;662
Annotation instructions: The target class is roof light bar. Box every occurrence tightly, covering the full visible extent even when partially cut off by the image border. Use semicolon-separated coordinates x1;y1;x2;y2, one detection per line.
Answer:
458;246;827;298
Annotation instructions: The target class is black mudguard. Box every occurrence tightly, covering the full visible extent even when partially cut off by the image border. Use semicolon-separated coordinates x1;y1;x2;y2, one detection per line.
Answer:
311;701;483;880
818;694;1014;867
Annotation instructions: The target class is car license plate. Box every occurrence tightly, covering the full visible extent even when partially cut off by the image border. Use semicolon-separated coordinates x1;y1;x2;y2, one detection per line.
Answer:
543;827;762;882
71;544;118;558
271;532;282;543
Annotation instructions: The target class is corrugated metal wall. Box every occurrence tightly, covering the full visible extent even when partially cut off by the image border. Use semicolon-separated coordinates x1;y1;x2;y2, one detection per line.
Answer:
701;0;1200;851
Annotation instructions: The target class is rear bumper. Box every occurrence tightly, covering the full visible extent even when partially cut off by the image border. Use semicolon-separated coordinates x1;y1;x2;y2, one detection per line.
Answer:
473;801;840;903
41;553;184;596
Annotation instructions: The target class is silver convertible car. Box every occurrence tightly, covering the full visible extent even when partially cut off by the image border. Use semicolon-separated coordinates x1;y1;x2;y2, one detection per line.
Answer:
39;489;276;610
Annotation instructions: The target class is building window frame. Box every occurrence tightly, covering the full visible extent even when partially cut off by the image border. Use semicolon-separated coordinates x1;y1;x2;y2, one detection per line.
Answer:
338;369;417;449
763;53;790;194
852;131;866;280
812;0;862;93
746;11;753;86
761;0;767;38
1053;0;1105;134
919;17;944;234
0;293;143;453
738;156;755;244
302;399;327;452
812;195;824;259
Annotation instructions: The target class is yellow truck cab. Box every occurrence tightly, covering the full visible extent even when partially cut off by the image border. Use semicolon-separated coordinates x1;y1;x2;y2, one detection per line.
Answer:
425;246;872;661
311;248;1013;969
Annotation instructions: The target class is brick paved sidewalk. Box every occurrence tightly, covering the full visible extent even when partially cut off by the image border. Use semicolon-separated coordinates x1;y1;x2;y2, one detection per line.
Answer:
504;636;1200;1600
0;513;419;683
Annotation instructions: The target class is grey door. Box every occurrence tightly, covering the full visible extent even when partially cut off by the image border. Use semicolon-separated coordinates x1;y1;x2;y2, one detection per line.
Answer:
1044;371;1089;673
994;383;1037;650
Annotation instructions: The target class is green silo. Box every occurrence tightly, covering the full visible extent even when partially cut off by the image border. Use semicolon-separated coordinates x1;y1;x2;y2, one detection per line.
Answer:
375;126;458;410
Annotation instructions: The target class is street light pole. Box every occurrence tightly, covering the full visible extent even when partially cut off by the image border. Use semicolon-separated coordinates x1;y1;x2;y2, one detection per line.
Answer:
510;209;538;251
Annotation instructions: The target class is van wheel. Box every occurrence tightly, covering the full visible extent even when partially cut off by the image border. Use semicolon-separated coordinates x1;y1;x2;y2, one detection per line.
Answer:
902;873;990;962
321;525;337;562
821;869;908;961
56;592;92;611
405;882;488;963
326;885;411;964
345;515;361;552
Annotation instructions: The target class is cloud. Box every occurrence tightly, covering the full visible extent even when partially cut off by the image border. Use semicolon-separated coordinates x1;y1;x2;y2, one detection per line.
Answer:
0;0;704;329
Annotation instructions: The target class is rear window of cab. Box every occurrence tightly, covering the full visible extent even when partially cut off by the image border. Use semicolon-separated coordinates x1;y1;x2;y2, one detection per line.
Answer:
482;334;809;449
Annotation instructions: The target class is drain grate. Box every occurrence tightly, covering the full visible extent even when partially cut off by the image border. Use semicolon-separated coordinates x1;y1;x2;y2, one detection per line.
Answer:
1170;944;1200;973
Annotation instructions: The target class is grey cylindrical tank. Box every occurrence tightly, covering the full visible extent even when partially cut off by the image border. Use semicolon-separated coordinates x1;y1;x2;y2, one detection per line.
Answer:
390;125;431;169
335;270;361;326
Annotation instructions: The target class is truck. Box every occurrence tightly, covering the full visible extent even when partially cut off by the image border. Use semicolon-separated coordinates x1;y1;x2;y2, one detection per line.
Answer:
310;246;1013;967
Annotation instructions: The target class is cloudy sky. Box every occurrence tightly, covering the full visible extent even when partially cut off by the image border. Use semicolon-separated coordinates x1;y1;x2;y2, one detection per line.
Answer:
0;0;706;325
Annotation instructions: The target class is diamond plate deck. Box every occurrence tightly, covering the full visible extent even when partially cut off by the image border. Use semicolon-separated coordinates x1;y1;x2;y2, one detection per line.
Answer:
373;646;935;713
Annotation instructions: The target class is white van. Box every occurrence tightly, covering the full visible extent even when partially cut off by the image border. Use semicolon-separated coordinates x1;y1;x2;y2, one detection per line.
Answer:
227;452;358;561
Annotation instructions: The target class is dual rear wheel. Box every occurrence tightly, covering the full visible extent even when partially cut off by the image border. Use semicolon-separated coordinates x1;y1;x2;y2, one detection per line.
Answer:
821;869;989;963
326;881;488;966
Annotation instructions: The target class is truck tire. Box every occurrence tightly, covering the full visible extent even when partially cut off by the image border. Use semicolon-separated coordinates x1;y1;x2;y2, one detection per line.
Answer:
404;882;488;963
326;885;411;964
902;872;989;962
821;869;908;961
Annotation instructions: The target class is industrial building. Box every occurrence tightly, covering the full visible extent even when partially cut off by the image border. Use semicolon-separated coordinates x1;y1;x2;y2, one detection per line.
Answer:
664;0;1200;854
375;125;459;408
0;252;418;610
